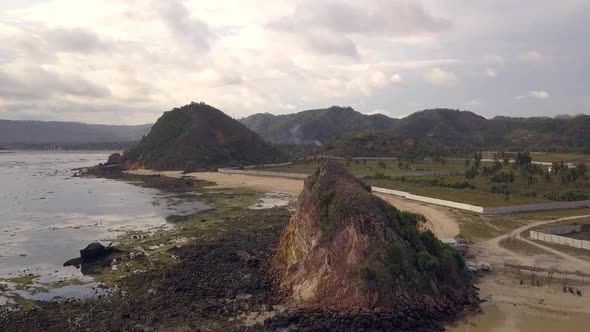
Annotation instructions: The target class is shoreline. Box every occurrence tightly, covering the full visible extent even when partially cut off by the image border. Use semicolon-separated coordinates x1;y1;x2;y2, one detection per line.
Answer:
1;169;481;331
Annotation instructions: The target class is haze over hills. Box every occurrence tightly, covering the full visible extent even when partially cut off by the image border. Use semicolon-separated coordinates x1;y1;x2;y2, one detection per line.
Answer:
121;102;286;171
0;120;151;147
241;107;590;153
2;107;588;154
239;106;397;145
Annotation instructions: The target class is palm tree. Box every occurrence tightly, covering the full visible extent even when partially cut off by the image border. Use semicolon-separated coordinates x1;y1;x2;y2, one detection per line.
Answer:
526;174;538;188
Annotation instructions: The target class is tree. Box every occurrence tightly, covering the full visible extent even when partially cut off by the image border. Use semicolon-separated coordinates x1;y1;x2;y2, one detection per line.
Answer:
526;174;538;187
481;166;493;183
576;163;588;179
464;166;478;179
542;170;552;184
492;160;503;173
514;152;532;170
559;169;578;189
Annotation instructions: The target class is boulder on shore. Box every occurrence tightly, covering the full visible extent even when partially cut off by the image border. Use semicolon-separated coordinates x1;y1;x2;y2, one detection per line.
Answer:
64;242;122;274
80;242;114;262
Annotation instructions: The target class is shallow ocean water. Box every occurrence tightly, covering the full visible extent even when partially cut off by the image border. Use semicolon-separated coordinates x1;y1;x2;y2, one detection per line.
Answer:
0;151;209;302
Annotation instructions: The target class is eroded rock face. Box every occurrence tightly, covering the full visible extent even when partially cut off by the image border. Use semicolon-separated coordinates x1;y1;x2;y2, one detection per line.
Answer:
274;161;478;313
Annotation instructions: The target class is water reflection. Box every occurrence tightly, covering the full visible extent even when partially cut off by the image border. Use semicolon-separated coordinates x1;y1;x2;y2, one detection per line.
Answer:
0;151;209;302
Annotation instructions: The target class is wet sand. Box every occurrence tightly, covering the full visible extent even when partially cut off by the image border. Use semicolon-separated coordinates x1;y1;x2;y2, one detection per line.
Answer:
129;170;461;238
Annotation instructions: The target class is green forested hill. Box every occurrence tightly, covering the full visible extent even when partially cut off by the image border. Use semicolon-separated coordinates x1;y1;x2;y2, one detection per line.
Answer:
240;106;397;145
121;102;287;170
242;107;590;155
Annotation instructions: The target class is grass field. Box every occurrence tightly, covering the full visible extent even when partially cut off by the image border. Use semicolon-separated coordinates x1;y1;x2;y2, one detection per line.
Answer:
530;217;590;230
451;210;530;240
366;178;551;206
260;157;590;208
513;208;590;220
256;159;468;176
529;152;590;164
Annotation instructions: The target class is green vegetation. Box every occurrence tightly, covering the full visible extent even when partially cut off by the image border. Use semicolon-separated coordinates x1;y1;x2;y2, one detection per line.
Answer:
258;158;466;176
240;106;396;145
122;102;286;171
362;205;467;292
513;208;590;220
369;151;590;207
246;108;590;154
452;210;531;240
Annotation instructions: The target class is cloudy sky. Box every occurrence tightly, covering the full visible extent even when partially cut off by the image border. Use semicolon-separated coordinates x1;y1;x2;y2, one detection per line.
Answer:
0;0;588;124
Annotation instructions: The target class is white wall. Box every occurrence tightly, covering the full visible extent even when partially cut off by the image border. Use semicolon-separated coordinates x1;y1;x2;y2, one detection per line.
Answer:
530;230;590;250
217;168;590;215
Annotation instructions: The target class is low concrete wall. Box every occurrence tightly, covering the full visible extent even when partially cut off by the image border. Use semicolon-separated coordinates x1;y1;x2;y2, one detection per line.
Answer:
371;187;485;213
218;168;308;179
242;162;293;170
217;168;590;215
530;230;590;250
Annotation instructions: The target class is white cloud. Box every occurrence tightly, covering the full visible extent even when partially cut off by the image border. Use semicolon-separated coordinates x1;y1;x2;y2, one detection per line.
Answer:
514;90;551;100
529;90;551;99
519;51;548;64
0;0;587;122
482;55;504;66
390;73;406;86
485;68;497;78
424;67;458;85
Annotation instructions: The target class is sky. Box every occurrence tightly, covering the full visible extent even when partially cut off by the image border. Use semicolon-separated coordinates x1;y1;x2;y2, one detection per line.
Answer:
0;0;589;124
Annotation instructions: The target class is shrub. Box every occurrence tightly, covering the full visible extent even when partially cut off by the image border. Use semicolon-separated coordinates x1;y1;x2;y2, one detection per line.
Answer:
360;267;382;289
416;251;439;275
385;244;407;276
372;171;392;180
544;191;589;202
491;184;511;195
521;191;537;198
491;171;515;184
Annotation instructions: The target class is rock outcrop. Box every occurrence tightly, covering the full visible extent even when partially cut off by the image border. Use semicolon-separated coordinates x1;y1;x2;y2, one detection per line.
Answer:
274;161;478;316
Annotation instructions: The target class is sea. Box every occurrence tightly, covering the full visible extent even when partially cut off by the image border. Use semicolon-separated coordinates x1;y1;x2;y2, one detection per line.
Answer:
0;150;209;304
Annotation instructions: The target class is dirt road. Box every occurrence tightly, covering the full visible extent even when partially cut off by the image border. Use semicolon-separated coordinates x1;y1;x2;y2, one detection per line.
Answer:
476;215;590;271
128;170;461;239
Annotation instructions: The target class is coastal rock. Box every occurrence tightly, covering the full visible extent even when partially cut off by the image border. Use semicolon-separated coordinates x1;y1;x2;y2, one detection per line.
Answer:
273;161;478;320
80;242;114;262
106;153;121;166
64;242;122;274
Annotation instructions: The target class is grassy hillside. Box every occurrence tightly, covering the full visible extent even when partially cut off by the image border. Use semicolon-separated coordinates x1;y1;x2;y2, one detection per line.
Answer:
243;107;590;155
240;106;397;144
121;102;287;170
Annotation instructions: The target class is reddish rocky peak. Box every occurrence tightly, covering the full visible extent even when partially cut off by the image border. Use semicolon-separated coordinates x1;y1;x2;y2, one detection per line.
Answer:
274;160;477;313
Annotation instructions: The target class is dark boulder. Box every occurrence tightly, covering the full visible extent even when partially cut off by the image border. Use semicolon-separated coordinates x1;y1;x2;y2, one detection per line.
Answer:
64;242;122;274
80;242;114;262
106;153;121;166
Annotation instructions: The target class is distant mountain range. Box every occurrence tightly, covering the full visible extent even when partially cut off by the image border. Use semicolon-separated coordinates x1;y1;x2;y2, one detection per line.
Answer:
2;107;588;154
241;107;590;152
239;106;396;145
0;120;151;147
